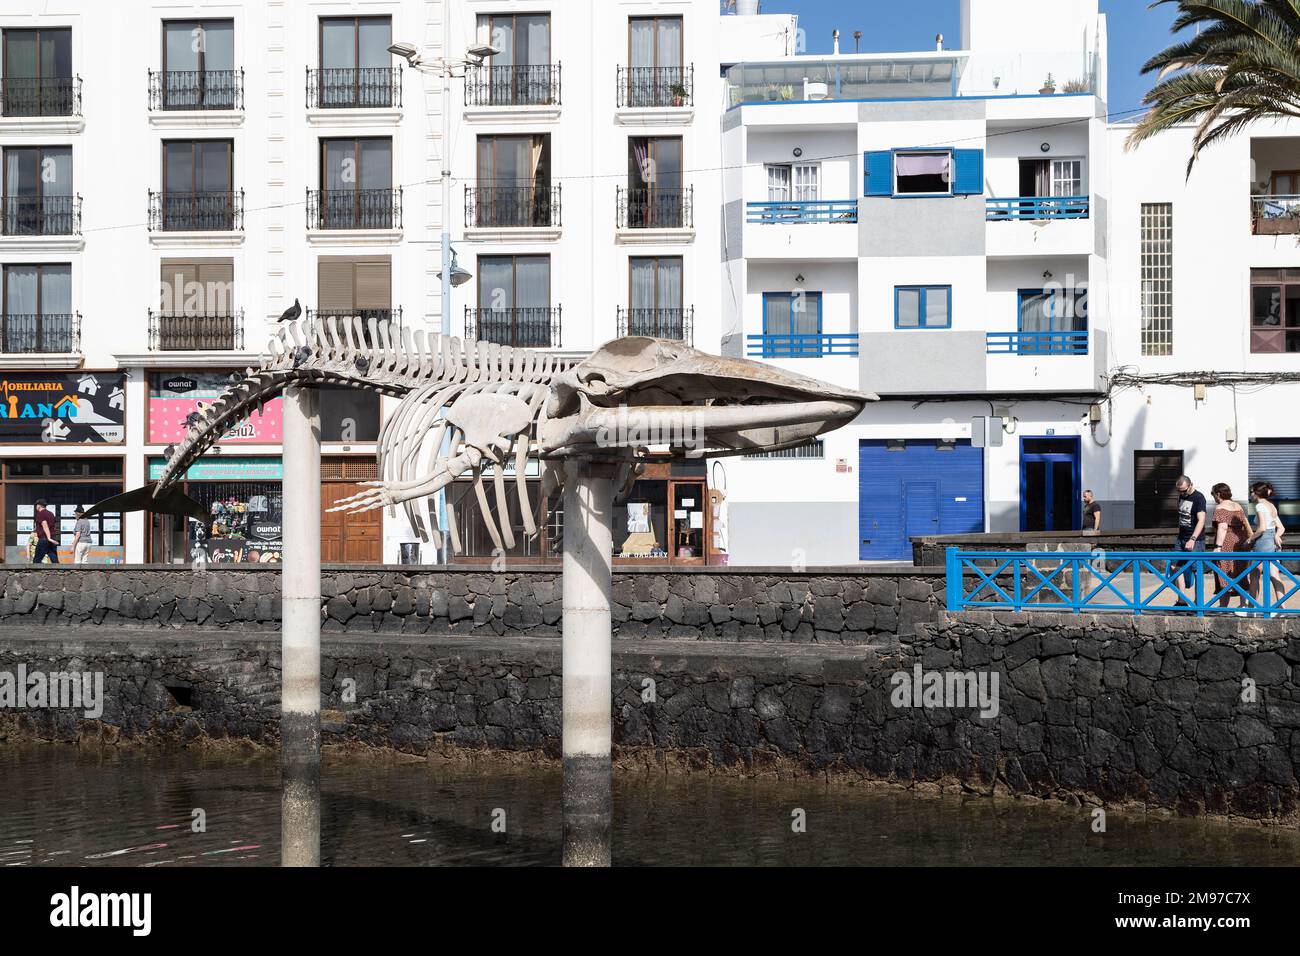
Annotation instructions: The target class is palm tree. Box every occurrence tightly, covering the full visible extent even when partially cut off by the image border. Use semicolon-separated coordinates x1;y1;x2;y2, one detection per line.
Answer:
1127;0;1300;174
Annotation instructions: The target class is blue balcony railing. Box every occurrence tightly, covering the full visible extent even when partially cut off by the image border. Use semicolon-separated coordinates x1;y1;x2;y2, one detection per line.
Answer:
986;196;1089;221
747;333;858;358
746;200;859;224
946;549;1300;618
986;330;1088;355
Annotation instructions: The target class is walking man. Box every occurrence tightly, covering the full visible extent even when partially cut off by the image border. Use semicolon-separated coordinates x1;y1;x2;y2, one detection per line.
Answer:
71;506;92;564
32;499;59;564
1083;490;1102;532
1171;475;1207;601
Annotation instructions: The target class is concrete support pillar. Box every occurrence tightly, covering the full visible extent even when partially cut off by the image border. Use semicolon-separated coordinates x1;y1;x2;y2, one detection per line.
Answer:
561;460;615;867
281;386;321;867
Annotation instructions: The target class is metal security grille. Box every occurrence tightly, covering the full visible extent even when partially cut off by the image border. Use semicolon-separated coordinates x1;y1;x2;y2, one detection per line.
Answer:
743;441;825;460
1140;202;1173;356
321;457;379;481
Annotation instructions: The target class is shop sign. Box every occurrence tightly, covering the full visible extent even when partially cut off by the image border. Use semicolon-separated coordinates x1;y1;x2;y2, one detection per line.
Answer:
148;457;283;482
149;371;282;445
0;373;126;443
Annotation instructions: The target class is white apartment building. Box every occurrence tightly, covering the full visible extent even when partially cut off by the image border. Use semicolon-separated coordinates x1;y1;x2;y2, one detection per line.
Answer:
5;0;1295;571
0;0;765;568
719;0;1300;565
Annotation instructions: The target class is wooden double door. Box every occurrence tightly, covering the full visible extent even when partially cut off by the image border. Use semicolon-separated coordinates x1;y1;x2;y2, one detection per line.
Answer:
320;456;382;563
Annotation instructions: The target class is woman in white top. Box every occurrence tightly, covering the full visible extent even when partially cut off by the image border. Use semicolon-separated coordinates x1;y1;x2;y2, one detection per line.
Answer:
1247;482;1286;608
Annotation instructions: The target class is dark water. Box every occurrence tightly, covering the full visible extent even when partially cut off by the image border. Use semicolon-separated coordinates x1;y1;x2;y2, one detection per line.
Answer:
1;746;1296;867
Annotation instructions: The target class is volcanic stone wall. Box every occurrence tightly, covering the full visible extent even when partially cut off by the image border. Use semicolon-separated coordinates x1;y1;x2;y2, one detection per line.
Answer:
3;608;1297;822
0;566;946;645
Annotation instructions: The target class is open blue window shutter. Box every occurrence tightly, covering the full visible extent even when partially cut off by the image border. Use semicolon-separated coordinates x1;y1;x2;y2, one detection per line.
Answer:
952;149;984;195
864;151;893;196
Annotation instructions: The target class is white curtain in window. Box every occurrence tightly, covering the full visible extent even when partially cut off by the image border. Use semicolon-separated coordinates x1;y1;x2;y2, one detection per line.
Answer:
657;18;683;69
630;20;655;68
45;147;72;196
1019;292;1053;332
523;16;550;65
794;163;819;202
897;288;921;328
657;258;682;309
4;266;37;315
479;257;514;310
896;152;950;178
630;258;656;309
790;292;819;334
925;287;949;327
514;257;549;309
40;265;71;314
767;165;791;202
765;294;792;336
1051;159;1083;197
204;21;235;72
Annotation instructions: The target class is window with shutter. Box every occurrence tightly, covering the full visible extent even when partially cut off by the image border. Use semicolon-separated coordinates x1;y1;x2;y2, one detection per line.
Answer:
161;258;233;314
864;150;892;197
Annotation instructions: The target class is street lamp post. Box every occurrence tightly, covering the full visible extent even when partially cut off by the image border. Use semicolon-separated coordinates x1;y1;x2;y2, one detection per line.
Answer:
388;36;495;566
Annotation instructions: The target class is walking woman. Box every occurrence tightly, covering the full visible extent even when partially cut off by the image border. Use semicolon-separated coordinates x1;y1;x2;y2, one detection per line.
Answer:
1247;482;1287;608
1209;484;1250;609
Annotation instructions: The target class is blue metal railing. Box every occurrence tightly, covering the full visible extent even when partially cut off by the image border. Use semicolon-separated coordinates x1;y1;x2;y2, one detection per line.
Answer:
746;200;859;224
986;330;1088;355
946;549;1300;618
747;333;858;358
986;196;1089;221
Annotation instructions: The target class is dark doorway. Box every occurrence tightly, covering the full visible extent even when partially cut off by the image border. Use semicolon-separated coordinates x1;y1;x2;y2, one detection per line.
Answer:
1020;437;1081;532
1134;450;1185;529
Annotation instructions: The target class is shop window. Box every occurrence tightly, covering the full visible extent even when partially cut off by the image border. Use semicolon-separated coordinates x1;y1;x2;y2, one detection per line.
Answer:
2;458;124;564
321;386;380;442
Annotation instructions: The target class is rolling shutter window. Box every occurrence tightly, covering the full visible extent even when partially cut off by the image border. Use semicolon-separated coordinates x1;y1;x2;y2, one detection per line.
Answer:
161;258;233;314
1250;440;1300;502
864;150;893;197
355;258;392;310
952;149;985;195
318;257;392;312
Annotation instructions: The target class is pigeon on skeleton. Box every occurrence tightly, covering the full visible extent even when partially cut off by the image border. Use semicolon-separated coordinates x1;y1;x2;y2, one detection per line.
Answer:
277;299;302;323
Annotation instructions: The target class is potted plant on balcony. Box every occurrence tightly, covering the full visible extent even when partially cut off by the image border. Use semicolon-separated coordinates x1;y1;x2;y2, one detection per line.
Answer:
669;81;689;107
1039;73;1057;95
778;84;796;101
1061;76;1090;94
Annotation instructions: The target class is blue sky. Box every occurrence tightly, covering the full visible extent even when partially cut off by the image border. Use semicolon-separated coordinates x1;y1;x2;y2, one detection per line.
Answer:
782;1;1180;122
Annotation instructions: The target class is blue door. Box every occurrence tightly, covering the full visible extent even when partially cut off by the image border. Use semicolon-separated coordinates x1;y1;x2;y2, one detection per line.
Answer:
1020;437;1081;532
903;481;940;542
859;440;984;561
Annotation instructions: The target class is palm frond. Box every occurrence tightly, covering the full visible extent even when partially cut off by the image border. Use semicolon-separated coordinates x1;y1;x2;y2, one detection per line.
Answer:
1130;0;1300;173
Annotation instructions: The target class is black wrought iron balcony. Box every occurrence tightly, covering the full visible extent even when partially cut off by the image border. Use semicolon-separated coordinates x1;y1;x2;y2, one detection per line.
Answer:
616;186;693;229
465;64;561;107
148;190;243;232
306;66;402;109
307;187;402;230
617;307;693;344
0;76;81;117
148;310;245;351
0;312;80;353
465;184;561;228
617;65;693;108
306;308;403;345
1;195;81;236
149;69;244;111
465;307;561;349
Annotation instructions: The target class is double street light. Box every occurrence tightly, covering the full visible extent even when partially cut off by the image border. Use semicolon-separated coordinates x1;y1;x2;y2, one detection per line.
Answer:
387;39;499;328
387;38;497;564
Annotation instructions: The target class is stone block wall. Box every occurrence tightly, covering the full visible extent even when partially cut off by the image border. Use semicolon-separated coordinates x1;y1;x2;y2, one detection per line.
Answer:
3;610;1298;822
0;566;947;646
